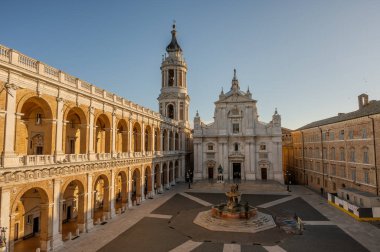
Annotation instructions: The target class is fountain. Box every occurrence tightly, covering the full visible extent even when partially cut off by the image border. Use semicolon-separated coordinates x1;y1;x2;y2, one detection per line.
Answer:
211;184;257;219
193;185;276;233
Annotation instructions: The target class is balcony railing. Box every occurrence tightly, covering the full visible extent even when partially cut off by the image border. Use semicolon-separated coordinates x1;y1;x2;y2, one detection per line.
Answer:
3;150;184;168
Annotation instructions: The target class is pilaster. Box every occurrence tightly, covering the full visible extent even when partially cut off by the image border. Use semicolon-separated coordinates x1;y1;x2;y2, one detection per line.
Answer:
88;106;95;160
111;110;116;157
86;173;94;231
110;170;116;217
2;83;18;167
51;179;63;250
55;97;64;161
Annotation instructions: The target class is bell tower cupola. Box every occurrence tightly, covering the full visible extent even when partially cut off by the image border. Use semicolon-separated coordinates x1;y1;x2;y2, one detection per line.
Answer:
158;23;190;128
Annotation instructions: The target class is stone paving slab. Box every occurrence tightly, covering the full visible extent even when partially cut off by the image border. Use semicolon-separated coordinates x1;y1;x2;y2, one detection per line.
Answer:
267;197;329;221
187;192;288;206
58;184;186;252
192;242;224;252
280;225;368;252
169;240;203;252
291;186;380;251
151;193;204;215
169;206;290;246
98;217;188;252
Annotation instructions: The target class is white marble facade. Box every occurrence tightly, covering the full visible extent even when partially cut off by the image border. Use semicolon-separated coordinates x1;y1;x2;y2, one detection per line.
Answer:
193;70;284;183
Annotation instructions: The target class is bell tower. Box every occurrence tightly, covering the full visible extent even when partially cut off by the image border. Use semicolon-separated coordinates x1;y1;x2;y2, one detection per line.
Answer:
158;23;190;128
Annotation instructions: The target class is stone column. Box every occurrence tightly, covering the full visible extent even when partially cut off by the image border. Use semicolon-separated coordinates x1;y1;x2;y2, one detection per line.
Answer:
88;106;95;160
127;168;132;208
0;188;11;251
152;126;156;153
2;83;18;167
151;169;155;197
160;131;164;152
39;203;53;251
181;156;186;181
86;173;94;231
55;97;64;161
51;179;63;249
128;119;133;153
141;165;145;201
141;121;145;154
167;130;170;152
110;170;116;218
166;162;170;189
159;163;164;192
111;111;116;157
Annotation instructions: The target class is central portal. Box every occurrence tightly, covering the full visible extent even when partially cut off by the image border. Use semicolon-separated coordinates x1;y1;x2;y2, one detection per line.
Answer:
233;163;241;181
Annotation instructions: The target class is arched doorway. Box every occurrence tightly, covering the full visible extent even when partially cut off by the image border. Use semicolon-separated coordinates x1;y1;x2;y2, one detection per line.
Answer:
154;128;160;151
93;175;110;223
169;162;174;185
167;104;174;119
61;180;85;239
116;120;128;154
12;187;50;252
115;171;127;211
16;96;54;156
145;126;152;152
162;163;168;188
169;131;174;151
95;115;111;154
261;168;267;180
132;123;142;152
154;164;161;193
175;160;179;181
64;107;87;155
144;166;152;198
132;169;141;204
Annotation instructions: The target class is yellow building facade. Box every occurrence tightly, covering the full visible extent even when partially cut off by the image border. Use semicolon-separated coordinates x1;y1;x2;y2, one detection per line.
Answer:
290;94;380;197
0;26;191;251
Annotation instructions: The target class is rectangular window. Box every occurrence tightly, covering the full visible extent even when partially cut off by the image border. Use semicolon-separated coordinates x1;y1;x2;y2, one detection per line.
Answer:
330;148;335;160
322;132;326;141
350;150;355;162
363;150;369;164
351;169;356;181
339;130;344;140
340;149;345;161
340;165;346;178
362;128;367;139
208;144;213;151
331;164;336;176
364;170;369;184
232;123;239;133
329;132;335;140
349;130;354;139
323;148;327;159
260;144;266;151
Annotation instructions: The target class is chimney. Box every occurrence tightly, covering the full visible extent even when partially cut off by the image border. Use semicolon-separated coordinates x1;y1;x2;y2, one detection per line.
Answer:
358;94;369;109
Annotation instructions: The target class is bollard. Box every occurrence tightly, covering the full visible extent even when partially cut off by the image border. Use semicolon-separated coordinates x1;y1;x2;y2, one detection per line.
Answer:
118;208;122;214
96;218;101;225
68;232;72;240
36;248;40;252
76;228;80;236
102;215;106;222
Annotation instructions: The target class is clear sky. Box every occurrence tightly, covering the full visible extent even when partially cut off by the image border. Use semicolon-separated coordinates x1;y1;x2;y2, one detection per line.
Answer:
1;0;379;129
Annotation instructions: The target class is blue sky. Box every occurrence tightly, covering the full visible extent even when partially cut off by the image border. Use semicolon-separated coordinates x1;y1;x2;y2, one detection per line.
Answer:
1;0;379;129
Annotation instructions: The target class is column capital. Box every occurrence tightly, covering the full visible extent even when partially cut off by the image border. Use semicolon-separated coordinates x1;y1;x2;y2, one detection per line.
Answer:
4;83;18;90
56;97;64;103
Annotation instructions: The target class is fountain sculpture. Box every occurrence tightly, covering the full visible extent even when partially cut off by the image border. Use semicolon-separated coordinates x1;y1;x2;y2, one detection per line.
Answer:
211;185;257;219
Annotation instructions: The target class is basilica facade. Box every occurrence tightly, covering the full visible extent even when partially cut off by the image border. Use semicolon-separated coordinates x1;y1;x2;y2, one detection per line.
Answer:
193;70;284;183
0;25;191;251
